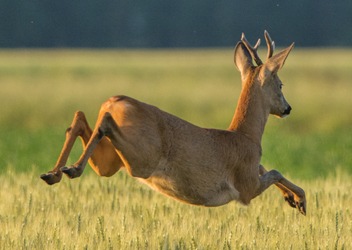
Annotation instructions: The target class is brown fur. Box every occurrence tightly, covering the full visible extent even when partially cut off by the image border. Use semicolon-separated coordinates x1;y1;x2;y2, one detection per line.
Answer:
41;31;306;215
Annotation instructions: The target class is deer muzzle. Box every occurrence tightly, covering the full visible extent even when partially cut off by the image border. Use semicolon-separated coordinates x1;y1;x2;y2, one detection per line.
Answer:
283;105;292;116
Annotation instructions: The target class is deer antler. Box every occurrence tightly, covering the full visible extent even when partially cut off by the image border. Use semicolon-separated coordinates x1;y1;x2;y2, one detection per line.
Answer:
264;30;275;59
241;33;263;66
241;30;276;66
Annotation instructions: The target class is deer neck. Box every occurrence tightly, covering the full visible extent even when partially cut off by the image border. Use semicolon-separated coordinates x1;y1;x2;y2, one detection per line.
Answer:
228;76;269;145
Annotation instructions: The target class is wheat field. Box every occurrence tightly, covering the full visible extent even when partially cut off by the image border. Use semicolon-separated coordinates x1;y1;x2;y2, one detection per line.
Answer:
1;169;351;249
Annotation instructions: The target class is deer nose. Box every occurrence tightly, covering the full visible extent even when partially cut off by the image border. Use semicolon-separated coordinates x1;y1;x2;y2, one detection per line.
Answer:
284;105;292;115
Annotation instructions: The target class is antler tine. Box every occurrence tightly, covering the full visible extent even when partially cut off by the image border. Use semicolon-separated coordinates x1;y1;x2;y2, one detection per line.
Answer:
264;30;275;59
254;38;261;49
241;33;263;66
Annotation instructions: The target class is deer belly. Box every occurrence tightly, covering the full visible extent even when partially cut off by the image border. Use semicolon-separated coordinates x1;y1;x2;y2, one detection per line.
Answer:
139;174;241;207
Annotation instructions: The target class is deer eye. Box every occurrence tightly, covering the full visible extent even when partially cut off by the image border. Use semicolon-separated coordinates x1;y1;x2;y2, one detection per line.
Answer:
279;84;284;90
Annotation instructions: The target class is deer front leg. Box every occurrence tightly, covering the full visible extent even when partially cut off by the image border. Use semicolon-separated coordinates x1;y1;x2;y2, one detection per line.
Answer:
40;111;87;185
259;165;297;208
256;167;306;215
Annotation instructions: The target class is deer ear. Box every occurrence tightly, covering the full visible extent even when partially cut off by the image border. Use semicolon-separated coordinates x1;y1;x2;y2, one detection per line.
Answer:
234;42;254;79
264;43;294;73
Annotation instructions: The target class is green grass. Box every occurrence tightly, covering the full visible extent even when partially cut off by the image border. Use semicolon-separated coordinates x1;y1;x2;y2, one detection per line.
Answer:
0;49;352;249
0;49;351;178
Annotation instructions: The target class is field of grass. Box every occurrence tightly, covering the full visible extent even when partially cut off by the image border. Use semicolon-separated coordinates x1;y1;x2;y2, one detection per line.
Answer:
0;169;351;249
0;49;352;249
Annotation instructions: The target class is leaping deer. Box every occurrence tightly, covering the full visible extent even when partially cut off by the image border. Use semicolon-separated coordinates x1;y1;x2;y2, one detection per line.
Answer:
41;31;306;215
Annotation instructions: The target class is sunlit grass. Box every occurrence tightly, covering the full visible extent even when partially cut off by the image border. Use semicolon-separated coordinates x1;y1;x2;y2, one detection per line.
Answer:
1;49;351;131
0;170;351;249
0;49;237;130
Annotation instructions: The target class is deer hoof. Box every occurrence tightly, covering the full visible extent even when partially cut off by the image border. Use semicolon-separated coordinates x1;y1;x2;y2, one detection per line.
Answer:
283;192;306;215
60;166;82;179
296;200;306;216
40;172;62;185
284;193;296;208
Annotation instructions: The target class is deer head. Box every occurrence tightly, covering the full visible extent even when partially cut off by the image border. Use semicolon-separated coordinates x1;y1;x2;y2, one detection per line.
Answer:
234;30;294;118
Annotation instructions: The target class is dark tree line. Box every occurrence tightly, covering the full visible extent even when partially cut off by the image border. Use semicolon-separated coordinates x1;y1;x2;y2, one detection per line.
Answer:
0;0;351;48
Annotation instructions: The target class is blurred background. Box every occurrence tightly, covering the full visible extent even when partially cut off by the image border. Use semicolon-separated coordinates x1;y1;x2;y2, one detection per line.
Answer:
1;0;351;48
0;1;351;178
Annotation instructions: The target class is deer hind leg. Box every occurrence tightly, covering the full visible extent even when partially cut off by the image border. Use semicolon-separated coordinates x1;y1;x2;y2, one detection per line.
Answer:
40;111;123;185
40;111;85;185
59;109;127;180
256;165;306;215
